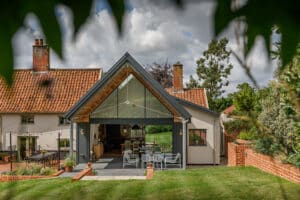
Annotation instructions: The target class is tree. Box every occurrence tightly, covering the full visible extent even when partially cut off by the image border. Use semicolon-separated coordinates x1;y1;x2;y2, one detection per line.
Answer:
233;83;258;113
213;96;233;113
146;62;173;88
186;75;200;89
195;37;233;111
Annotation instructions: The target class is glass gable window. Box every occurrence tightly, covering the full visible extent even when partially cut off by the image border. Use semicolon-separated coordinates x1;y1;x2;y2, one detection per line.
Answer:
91;74;172;118
146;89;172;118
91;89;117;118
118;75;145;118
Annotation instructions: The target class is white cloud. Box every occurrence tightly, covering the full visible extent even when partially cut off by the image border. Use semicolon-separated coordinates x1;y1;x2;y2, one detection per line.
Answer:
13;0;276;95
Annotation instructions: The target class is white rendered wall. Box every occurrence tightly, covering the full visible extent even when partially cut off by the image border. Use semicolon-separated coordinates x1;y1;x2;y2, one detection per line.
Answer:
183;106;220;164
1;114;75;151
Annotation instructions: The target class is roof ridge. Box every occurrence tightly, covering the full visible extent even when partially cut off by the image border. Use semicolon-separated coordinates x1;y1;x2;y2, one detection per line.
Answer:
13;68;101;71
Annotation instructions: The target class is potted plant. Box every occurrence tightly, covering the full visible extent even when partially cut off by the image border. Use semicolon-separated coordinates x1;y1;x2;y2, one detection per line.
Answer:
64;157;75;172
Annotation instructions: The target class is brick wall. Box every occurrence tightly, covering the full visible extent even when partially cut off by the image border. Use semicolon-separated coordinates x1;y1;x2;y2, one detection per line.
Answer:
245;149;300;184
0;170;64;182
227;140;251;166
227;140;300;184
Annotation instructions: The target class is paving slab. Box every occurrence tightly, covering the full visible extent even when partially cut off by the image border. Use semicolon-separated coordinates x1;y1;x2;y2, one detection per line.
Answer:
81;176;146;181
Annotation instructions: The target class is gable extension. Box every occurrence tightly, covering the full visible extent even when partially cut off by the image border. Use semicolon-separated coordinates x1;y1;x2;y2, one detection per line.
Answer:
65;53;191;122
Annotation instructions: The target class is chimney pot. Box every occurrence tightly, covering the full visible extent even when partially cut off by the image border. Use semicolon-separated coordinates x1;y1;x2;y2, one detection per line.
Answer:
39;38;43;46
32;39;50;72
34;39;39;46
173;62;183;92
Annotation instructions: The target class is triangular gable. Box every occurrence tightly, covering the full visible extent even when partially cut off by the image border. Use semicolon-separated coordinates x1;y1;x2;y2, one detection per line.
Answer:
65;53;191;122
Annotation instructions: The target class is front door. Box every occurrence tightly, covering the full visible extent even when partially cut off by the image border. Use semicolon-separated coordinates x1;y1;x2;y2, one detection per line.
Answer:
18;136;37;160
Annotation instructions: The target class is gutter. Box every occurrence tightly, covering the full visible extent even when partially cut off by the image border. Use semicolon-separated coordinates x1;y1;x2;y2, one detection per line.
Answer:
182;118;189;169
213;119;216;165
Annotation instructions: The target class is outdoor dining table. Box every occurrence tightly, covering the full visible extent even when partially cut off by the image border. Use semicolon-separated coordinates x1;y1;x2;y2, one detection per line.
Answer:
27;152;57;167
140;153;164;169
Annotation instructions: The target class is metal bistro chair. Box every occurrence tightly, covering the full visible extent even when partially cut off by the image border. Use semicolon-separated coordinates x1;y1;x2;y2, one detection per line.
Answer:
164;153;181;169
123;150;139;168
153;153;164;170
141;153;153;168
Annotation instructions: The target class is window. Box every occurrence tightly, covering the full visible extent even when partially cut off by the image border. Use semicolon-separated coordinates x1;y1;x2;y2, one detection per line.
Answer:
90;74;172;119
59;116;70;125
58;138;70;149
189;129;207;146
21;115;34;124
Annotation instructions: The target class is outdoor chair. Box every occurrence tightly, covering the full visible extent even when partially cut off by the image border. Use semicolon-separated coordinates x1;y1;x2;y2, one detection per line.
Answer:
153;153;164;170
141;153;153;168
124;140;131;151
132;141;140;154
164;153;181;169
123;150;139;168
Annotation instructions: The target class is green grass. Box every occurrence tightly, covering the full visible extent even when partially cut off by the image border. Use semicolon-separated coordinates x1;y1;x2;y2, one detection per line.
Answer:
145;131;172;145
1;167;299;200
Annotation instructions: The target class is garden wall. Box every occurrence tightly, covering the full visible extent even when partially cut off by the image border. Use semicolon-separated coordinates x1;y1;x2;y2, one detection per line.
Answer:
228;140;300;184
0;170;64;182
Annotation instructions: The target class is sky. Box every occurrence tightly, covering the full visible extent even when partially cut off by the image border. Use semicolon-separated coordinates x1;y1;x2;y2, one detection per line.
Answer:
12;0;276;95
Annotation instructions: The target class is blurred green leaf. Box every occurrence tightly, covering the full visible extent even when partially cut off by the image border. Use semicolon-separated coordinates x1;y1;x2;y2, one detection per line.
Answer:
214;0;233;37
62;0;93;40
214;0;300;68
31;1;63;58
0;3;24;85
107;0;125;36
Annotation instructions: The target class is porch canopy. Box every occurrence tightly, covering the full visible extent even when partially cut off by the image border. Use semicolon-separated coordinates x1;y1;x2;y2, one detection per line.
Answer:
64;53;191;167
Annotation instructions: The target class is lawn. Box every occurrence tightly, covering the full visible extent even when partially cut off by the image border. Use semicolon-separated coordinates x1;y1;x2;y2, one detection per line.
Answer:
145;131;172;145
0;166;299;200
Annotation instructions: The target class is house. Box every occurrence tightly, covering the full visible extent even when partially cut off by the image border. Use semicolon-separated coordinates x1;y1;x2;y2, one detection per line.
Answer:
0;39;102;159
0;39;220;167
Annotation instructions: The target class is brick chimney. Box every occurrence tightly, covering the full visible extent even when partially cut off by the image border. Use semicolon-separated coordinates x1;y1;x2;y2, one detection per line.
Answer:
33;38;49;72
173;62;183;92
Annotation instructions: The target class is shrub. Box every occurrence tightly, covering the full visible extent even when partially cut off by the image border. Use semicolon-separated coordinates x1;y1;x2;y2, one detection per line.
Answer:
286;153;300;168
238;127;259;140
254;137;280;155
223;119;251;135
64;157;75;167
40;167;55;175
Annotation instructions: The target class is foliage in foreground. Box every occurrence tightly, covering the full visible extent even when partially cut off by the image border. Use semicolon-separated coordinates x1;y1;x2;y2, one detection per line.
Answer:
0;167;300;200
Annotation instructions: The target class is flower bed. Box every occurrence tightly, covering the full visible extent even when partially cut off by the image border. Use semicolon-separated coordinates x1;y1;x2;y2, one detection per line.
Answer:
0;170;64;182
0;163;64;182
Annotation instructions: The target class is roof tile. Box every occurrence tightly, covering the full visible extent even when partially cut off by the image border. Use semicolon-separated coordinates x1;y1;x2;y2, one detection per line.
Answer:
0;69;101;113
165;88;208;108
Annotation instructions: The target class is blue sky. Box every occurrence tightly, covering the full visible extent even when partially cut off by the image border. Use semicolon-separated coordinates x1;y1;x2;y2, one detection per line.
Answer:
13;0;276;95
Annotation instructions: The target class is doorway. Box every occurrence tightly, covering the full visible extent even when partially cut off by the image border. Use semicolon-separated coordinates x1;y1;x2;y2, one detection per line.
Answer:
105;125;123;155
18;136;37;160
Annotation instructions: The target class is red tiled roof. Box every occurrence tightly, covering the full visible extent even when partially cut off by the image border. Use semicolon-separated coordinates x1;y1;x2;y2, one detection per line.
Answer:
165;88;208;108
0;69;101;113
223;105;235;114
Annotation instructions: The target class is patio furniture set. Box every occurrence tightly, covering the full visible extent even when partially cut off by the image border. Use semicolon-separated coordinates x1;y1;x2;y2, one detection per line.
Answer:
26;152;58;167
123;149;181;169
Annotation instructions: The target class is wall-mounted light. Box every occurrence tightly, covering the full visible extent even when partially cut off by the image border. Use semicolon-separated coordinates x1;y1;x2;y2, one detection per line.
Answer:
179;129;183;135
80;129;86;135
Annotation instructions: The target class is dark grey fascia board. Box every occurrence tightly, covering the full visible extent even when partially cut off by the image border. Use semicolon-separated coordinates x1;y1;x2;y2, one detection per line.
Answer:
175;98;220;117
65;52;191;119
65;53;130;119
90;118;174;125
